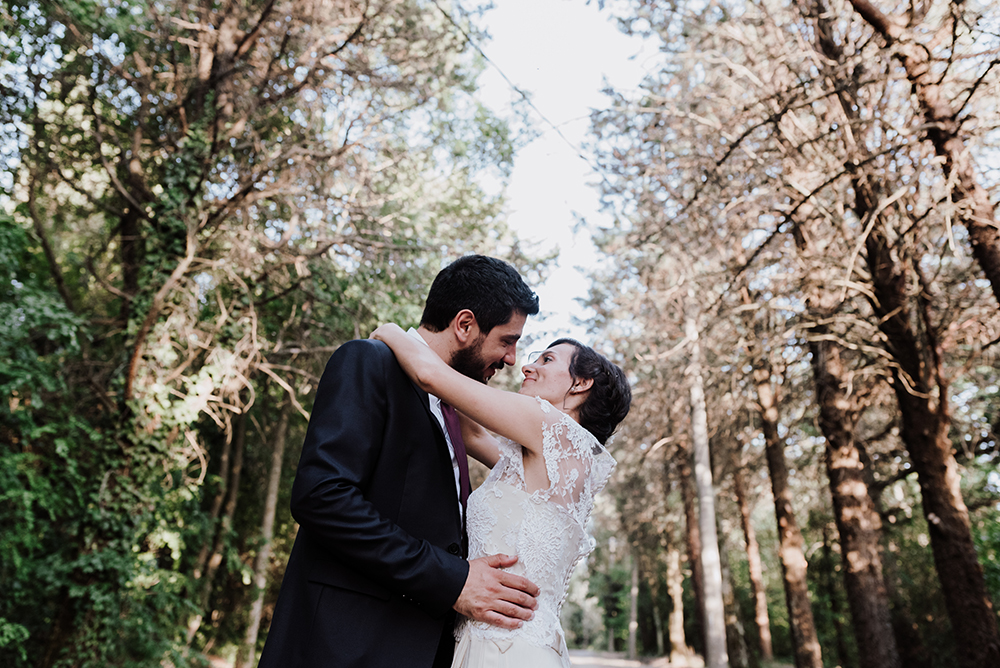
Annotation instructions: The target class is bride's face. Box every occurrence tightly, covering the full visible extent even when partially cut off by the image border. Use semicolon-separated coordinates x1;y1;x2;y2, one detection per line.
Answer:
518;343;578;404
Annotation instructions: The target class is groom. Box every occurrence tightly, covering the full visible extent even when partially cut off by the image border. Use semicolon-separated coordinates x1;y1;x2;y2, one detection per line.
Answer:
258;255;541;668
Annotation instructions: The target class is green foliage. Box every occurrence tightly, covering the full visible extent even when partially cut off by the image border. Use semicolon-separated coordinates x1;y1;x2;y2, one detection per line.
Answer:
588;560;631;651
1;0;544;665
973;505;1000;610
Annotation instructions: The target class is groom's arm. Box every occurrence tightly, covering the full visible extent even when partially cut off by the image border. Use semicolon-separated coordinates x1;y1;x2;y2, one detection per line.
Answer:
289;339;467;617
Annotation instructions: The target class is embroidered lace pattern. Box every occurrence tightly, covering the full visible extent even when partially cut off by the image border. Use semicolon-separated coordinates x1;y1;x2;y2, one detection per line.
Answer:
456;397;616;650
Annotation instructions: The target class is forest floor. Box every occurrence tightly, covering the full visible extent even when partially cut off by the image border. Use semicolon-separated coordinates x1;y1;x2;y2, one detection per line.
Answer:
568;649;703;667
568;650;795;668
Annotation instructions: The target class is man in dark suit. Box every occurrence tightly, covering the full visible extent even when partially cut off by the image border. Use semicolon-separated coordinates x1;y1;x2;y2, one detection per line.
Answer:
258;256;541;668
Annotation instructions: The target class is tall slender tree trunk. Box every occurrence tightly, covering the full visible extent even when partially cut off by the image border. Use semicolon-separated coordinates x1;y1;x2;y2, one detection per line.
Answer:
752;360;823;668
667;546;692;663
680;439;706;652
819;526;851;668
649;576;665;657
719;533;750;668
685;307;729;668
666;547;690;659
628;556;640;660
187;408;247;643
192;422;236;581
733;466;773;661
238;399;292;668
119;203;141;324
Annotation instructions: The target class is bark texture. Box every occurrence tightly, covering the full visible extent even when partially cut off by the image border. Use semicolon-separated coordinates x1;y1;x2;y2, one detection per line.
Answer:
187;408;247;643
753;361;824;668
865;213;1000;668
667;546;692;662
239;399;292;668
807;323;900;668
733;467;773;661
681;439;707;652
685;309;729;668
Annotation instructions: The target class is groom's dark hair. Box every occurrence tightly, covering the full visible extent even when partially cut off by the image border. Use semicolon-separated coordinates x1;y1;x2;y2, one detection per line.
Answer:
421;255;539;334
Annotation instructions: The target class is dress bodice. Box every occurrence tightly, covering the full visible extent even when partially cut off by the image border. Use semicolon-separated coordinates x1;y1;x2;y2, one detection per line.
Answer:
456;398;615;651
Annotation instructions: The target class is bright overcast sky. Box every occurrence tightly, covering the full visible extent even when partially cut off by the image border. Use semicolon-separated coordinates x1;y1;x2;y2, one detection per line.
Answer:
474;0;656;346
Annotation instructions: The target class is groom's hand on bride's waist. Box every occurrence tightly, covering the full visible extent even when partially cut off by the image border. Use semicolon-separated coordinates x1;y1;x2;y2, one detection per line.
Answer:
453;553;539;629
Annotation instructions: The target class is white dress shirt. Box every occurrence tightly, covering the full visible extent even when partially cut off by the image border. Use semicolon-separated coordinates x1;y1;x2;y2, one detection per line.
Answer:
406;328;463;519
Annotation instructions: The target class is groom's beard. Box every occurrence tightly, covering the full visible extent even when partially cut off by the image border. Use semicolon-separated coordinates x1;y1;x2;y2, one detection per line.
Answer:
450;339;504;384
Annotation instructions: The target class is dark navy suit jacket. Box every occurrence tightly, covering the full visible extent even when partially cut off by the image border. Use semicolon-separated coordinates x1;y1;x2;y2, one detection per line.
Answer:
258;339;469;668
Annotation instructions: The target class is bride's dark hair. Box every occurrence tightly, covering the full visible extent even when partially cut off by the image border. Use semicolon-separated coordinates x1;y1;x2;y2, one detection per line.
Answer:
548;338;631;445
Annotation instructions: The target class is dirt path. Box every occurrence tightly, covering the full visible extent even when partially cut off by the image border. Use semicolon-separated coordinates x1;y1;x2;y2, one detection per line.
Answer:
568;650;645;667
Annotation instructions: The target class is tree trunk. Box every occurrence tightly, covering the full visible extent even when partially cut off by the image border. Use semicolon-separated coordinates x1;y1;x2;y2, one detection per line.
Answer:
650;580;666;657
807;323;900;668
667;546;692;662
752;360;824;668
680;438;706;653
781;7;905;663
865;216;1000;668
809;0;1000;655
628;556;640;660
119;204;141;324
238;398;292;668
820;525;852;668
685;308;729;668
186;407;247;643
192;420;236;581
733;466;773;661
719;533;750;668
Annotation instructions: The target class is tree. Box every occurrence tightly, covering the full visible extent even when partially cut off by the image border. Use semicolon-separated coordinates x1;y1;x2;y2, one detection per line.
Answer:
588;0;1000;666
0;0;545;664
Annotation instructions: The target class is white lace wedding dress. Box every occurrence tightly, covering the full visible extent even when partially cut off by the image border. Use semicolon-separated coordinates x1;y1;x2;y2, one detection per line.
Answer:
451;398;616;668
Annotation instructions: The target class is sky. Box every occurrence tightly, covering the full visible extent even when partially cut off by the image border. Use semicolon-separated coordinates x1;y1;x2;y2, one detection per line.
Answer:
472;0;656;346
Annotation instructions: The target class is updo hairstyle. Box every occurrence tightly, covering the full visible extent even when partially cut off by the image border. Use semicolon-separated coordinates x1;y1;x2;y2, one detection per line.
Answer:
549;338;632;445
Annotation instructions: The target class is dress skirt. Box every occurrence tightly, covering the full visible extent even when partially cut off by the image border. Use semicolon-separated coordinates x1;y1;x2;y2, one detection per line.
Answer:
450;629;570;668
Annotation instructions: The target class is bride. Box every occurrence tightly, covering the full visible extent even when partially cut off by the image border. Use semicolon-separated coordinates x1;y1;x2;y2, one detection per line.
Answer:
370;324;632;668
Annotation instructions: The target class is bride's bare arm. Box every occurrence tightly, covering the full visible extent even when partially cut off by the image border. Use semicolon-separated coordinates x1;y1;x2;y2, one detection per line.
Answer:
458;411;500;468
369;324;543;452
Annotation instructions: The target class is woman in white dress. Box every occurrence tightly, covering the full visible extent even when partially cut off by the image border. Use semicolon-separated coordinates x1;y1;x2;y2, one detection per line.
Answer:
370;324;632;668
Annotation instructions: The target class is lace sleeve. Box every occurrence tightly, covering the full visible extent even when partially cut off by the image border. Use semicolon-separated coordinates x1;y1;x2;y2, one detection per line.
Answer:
534;398;616;526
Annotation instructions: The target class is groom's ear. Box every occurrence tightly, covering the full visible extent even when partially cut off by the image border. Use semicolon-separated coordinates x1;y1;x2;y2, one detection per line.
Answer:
452;309;479;344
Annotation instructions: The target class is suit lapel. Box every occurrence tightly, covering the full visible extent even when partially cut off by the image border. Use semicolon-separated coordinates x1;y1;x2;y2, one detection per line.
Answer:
407;380;463;532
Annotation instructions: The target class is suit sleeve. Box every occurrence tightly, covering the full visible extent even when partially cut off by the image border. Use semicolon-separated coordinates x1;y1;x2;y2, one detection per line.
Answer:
289;339;468;615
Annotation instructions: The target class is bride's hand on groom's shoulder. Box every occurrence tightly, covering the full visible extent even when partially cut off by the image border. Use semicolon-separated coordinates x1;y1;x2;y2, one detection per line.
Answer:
369;323;403;342
454;554;539;630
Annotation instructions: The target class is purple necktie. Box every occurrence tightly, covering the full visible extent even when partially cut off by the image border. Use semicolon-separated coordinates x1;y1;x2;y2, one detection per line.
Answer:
440;402;471;508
